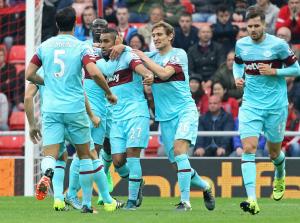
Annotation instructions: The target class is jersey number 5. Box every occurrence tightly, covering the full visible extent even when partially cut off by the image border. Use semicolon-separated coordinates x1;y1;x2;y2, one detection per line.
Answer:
54;50;65;77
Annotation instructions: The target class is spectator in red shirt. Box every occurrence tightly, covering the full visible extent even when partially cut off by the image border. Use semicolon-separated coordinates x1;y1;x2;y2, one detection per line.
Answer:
281;100;300;156
212;81;239;119
276;0;300;43
189;76;209;115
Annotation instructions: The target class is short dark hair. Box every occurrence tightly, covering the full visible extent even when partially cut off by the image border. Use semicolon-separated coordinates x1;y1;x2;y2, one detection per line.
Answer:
55;7;76;31
216;4;230;14
179;12;192;19
245;6;265;21
152;21;175;42
101;27;119;39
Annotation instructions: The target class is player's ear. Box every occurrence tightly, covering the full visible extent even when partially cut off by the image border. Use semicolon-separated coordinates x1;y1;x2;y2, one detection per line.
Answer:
168;33;174;42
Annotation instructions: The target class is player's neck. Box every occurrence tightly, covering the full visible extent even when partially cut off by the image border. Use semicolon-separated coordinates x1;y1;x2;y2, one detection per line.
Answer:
59;31;73;36
252;33;266;44
159;44;172;55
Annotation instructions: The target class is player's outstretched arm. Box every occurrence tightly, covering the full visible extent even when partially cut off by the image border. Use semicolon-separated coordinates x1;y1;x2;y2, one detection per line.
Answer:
132;49;175;81
271;62;300;77
84;93;100;128
24;84;42;144
85;62;117;105
134;64;154;85
25;63;44;85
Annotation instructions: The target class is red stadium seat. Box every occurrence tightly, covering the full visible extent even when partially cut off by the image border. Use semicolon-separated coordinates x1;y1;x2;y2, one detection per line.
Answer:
129;23;145;29
0;135;25;156
193;22;211;29
145;136;160;157
9;111;25;130
8;45;25;63
293;44;300;51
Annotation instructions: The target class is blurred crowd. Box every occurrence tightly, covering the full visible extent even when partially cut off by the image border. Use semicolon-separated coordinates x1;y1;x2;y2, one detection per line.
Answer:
1;0;300;157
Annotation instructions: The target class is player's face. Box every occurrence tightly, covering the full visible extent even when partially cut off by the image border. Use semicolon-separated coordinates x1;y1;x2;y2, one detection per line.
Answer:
247;16;265;41
99;33;115;56
152;27;173;50
92;20;107;38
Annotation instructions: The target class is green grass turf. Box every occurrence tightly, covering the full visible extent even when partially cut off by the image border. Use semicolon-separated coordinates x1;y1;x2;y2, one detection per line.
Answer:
0;197;298;223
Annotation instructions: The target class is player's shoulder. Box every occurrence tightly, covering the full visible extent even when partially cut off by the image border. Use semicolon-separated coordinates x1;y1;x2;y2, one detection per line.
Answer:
170;48;187;62
39;36;56;48
172;47;187;56
266;34;287;50
236;36;251;46
122;47;140;60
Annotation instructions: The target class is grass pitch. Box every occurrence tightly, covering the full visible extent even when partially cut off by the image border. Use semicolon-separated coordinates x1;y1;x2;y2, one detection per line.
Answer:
0;197;298;223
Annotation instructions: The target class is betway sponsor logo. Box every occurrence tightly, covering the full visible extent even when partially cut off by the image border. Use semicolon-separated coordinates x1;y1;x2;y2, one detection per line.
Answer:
245;62;272;70
107;74;119;83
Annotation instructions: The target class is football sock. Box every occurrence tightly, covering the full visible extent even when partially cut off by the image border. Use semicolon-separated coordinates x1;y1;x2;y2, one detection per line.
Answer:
79;159;94;208
175;154;191;202
127;157;142;201
53;160;66;201
272;151;285;179
241;153;256;200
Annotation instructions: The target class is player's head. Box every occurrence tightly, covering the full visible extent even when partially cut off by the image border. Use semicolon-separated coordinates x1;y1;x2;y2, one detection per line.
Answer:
92;18;108;42
152;21;174;51
55;7;76;32
99;28;118;57
245;6;266;42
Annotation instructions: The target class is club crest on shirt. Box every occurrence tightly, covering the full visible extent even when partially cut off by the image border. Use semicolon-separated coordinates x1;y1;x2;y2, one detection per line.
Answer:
169;55;180;65
263;50;272;58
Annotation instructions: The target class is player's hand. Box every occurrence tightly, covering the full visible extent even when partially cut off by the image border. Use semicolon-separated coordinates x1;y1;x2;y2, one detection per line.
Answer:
109;44;125;60
132;49;147;61
216;147;226;156
235;78;244;89
91;115;101;128
143;73;154;85
194;148;205;157
106;93;118;105
29;125;42;144
258;63;276;75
